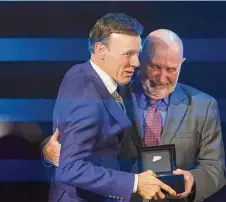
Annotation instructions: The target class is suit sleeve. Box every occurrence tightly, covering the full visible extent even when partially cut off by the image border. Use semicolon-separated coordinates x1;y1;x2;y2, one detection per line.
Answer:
189;98;226;201
54;80;135;201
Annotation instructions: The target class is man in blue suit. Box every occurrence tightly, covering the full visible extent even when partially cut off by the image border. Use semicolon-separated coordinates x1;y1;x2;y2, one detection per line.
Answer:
48;14;176;202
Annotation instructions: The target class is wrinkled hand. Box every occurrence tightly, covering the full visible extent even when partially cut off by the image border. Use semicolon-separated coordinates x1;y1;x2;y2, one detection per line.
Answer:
167;169;194;199
42;129;61;167
137;170;176;200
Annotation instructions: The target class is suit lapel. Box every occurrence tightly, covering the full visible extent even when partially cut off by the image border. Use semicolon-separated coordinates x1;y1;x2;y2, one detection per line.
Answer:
121;84;143;149
102;96;131;130
84;61;131;130
161;84;189;144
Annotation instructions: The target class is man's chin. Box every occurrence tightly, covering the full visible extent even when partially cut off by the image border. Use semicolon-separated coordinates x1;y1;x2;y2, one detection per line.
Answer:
145;91;168;100
118;77;131;85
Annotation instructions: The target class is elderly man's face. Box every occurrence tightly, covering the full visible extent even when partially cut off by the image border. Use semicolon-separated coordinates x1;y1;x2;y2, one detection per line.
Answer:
141;43;184;100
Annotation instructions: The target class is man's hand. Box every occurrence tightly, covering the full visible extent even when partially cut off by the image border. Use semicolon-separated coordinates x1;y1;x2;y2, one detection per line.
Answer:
42;129;61;167
169;169;194;199
137;170;176;200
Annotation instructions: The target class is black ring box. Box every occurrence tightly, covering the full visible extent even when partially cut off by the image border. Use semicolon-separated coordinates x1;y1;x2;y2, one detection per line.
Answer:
141;144;185;193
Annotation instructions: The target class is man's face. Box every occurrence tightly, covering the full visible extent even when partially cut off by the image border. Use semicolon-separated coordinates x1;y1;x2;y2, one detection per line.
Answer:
104;33;141;84
141;44;184;100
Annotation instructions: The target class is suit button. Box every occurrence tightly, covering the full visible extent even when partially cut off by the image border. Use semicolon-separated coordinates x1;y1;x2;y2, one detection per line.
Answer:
113;196;116;199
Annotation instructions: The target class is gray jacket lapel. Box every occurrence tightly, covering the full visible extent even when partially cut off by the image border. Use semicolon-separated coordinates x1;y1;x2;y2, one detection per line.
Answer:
161;84;189;144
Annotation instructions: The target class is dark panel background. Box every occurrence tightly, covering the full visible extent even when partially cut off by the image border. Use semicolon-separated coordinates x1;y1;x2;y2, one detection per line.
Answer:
0;1;226;202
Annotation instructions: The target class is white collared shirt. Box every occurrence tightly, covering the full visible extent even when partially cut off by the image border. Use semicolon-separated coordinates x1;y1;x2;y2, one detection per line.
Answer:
90;60;117;94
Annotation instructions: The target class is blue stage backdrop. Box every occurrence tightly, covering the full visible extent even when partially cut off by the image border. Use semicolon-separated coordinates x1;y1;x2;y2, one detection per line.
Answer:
0;37;226;123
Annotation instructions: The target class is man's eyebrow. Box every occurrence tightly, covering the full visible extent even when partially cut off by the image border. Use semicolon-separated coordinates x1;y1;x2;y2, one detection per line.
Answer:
167;65;177;69
122;49;141;54
149;60;178;69
149;62;161;68
124;49;141;52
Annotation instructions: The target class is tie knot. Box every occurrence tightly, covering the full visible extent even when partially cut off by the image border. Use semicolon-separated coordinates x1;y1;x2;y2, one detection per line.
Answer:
112;90;119;97
111;89;126;113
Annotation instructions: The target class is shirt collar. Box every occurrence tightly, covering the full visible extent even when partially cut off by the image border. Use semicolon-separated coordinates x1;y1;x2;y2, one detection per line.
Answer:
147;95;169;106
158;96;169;105
90;60;117;94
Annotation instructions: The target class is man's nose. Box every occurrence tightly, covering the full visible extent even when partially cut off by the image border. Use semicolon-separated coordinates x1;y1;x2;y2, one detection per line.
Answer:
157;70;168;83
130;55;140;68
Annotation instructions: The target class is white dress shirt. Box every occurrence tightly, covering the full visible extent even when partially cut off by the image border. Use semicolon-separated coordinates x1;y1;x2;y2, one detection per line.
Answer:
90;60;138;193
90;60;117;94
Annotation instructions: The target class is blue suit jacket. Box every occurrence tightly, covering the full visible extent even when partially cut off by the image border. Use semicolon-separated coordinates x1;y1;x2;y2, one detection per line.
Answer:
49;61;135;202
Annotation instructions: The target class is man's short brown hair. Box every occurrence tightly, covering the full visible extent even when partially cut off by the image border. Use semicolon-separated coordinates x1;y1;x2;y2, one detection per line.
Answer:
88;13;144;53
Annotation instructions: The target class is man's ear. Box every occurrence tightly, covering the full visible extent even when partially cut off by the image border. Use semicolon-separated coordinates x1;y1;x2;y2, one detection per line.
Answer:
94;42;107;60
178;57;186;72
181;57;186;64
